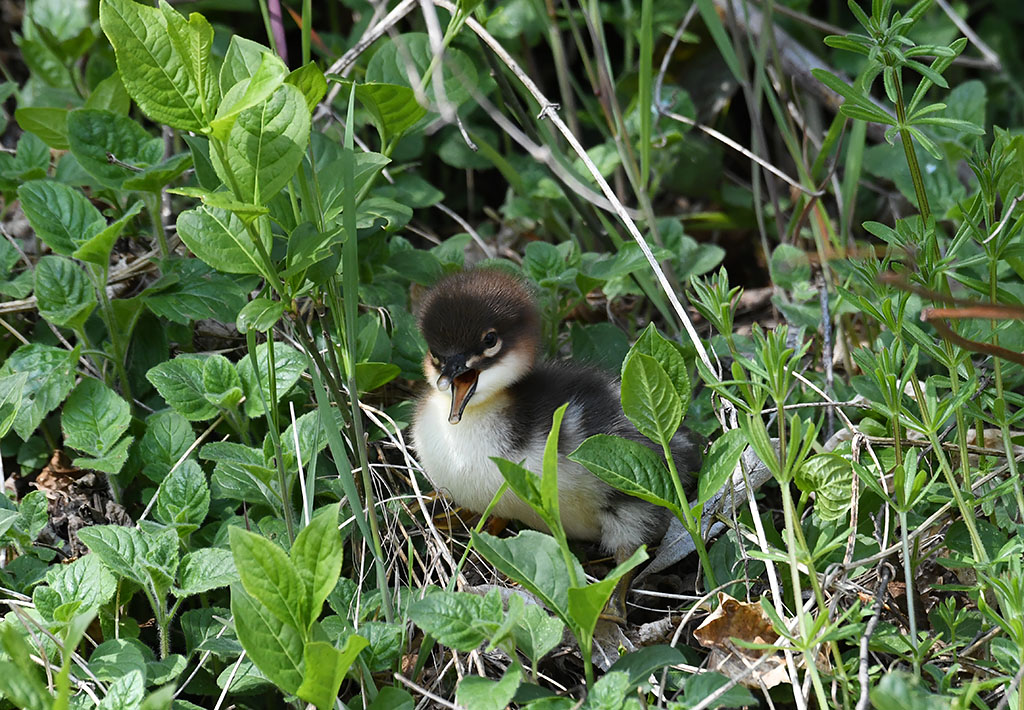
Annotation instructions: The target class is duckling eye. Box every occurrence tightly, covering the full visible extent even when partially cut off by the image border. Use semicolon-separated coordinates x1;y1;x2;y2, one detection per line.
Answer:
482;332;498;348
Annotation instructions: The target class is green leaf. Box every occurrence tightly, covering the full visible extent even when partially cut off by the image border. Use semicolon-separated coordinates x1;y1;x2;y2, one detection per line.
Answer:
513;603;564;664
47;554;117;614
211;51;288;140
89;639;147;682
296;636;368;710
236;341;306;419
0;343;79;440
0;373;28;438
286;62;327;113
697;428;746;506
237;297;285;334
142;258;249;325
409;589;504;651
219;35;270;93
0;626;50;710
471;530;582;618
138;410;195;482
74;436;134;476
84;71;131;114
176;548;237;597
204;441;279;508
230;584;304;694
121;152;193;192
202;354;244;409
229;526;309;633
290;503;343;631
621;352;682;446
212;83;310;204
176;205;269;276
345;81;427;146
631;323;692;409
100;0;212;131
569;434;682;515
17;179;105;256
15;106;70;150
353;362;400;393
77;526;152;586
73;200;144;266
98;669;144;709
606;644;687;688
356;195;413;231
146;356;219;421
67;108;163;188
566;546;646;638
33;255;97;330
154;459;209;528
61;377;131;463
318;151;391;222
794;454;855;521
456;662;521;710
365;32;478;108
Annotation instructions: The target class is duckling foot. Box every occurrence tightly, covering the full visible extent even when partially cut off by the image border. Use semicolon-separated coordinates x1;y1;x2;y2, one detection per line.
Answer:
598;549;639;625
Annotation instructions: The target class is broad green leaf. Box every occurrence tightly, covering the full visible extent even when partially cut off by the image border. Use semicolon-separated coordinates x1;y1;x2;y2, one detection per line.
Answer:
513;603;564;665
213;83;310;204
236;297;285;334
154;459;209;528
47;549;117;613
176;548;237;597
365;33;478;108
204;441;279;508
169;187;269;221
74;435;134;476
73;200;144;266
290;503;343;631
15;107;70;149
409;589;504;651
697;428;746;506
230;585;304;694
346;81;427;146
89;640;147;683
17;491;48;542
0;373;28;438
471;530;582;617
566;546;646;639
84;71;131;114
77;525;150;585
219;35;270;93
353;362;400;393
121;152;193;192
296;636;368;710
0;626;51;710
318;151;391;221
229;526;309;632
61;377;131;460
99;670;144;709
569;434;682;515
0;343;79;440
0;132;49;188
211;51;288;140
286;62;327;113
236;341;307;418
356;196;413;231
176;205;269;276
456;662;521;710
202;354;243;409
630;323;692;409
100;0;211;131
139;410;195;482
146;356;219;421
621;352;682;446
142;258;249;325
67;108;163;188
280;408;338;471
159;1;218;121
17;180;105;256
606;645;687;688
33;255;96;330
795;453;855;521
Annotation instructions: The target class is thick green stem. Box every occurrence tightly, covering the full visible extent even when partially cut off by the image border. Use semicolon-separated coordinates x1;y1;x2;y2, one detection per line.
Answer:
662;441;717;590
892;74;930;222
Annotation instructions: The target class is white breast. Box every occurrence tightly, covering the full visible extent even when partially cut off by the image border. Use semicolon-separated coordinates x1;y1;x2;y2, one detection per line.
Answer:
411;390;606;541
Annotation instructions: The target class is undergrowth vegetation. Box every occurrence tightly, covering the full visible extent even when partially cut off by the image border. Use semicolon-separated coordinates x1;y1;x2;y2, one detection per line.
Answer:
0;0;1022;708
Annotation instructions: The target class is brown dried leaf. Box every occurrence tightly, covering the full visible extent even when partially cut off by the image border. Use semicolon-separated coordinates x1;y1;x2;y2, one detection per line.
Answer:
693;592;789;689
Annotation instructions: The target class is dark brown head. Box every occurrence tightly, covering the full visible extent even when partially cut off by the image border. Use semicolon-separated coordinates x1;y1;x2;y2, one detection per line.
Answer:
417;268;540;423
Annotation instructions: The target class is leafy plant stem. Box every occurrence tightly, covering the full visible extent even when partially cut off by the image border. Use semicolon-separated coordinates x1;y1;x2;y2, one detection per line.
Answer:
661;440;716;590
91;267;132;405
892;77;930;221
143;191;169;258
898;509;920;672
779;481;830;710
925;428;987;564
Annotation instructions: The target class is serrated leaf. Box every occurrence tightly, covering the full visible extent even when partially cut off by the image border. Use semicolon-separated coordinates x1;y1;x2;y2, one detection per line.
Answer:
630;323;692;408
471;530;581;617
176;204;269;276
621;352;682;446
15;106;70;150
73;200;144;267
142;258;249;325
456;662;521;710
139;410;195;482
697;428;746;506
296;636;368;710
100;0;212;131
237;297;285;334
67;108;163;188
33;255;97;330
230;585;304;694
17;180;105;256
236;341;306;419
61;378;131;459
211;51;288;140
176;548;237;597
154;459;209;528
0;373;27;438
0;343;79;440
47;547;117;613
569;434;682;515
202;354;243;409
212;83;310;204
146;356;219;421
795;453;854;521
409;589;504;651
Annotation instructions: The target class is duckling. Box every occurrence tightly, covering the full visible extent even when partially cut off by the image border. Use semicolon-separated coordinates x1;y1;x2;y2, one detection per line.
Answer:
410;267;701;620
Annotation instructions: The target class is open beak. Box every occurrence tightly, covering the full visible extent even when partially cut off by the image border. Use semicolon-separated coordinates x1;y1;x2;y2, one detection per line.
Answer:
435;357;479;425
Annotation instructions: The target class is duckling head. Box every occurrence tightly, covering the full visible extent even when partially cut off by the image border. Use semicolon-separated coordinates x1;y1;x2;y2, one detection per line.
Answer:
417;268;540;424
